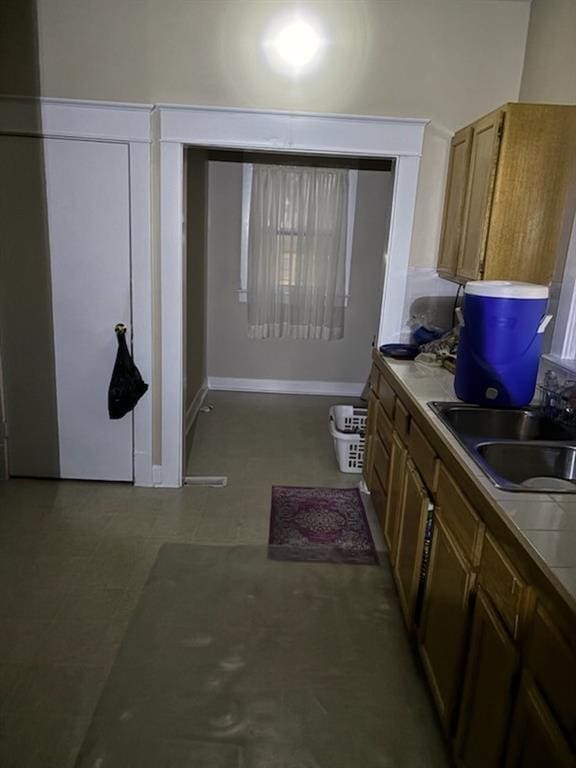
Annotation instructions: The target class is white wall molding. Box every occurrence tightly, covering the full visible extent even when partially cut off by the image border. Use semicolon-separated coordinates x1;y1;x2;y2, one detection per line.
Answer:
155;103;428;156
160;141;185;488
185;384;208;435
158;103;427;487
0;96;152;143
130;141;154;486
208;377;364;397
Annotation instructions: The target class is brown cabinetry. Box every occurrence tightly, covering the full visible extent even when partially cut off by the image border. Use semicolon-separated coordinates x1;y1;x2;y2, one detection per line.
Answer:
505;674;575;768
363;392;378;487
524;603;576;753
393;458;431;628
383;430;407;565
366;356;576;767
455;588;519;768
419;510;477;733
438;126;473;277
437;103;576;285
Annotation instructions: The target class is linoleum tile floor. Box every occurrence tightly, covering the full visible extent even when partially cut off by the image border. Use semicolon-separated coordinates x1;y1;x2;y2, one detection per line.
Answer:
0;392;447;767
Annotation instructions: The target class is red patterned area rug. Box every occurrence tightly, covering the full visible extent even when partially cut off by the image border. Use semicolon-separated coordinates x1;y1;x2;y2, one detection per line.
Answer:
269;485;378;565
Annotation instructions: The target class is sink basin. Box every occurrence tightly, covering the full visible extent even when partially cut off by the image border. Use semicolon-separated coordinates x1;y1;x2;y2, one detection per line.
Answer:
477;442;576;492
430;402;576;442
428;402;576;492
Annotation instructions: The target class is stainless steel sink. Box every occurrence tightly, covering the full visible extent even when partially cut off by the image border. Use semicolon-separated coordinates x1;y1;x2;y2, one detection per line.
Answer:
428;402;576;493
476;442;576;492
430;402;576;441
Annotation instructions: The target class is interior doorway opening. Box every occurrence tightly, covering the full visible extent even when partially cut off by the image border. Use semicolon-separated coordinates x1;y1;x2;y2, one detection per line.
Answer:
182;146;396;480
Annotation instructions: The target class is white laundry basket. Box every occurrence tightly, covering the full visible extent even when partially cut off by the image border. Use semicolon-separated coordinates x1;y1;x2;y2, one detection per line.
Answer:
329;406;368;474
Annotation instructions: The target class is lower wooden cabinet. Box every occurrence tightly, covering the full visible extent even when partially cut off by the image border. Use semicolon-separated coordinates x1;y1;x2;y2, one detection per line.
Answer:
365;357;576;767
419;510;476;733
383;431;407;565
455;588;519;768
393;458;431;628
371;440;390;530
525;603;576;752
363;392;378;487
505;673;575;768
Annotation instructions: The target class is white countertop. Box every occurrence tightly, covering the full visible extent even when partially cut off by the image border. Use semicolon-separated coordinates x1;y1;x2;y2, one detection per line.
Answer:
384;359;576;604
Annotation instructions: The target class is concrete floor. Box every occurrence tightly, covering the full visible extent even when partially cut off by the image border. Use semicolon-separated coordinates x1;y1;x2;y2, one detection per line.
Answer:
0;392;442;767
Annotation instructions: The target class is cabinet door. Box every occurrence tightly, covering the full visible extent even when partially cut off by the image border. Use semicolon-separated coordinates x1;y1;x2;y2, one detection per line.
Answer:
457;109;504;281
419;511;476;733
0;136;133;481
372;435;391;530
393;458;431;628
363;392;378;487
384;431;408;565
437;126;473;277
455;588;519;768
505;673;575;768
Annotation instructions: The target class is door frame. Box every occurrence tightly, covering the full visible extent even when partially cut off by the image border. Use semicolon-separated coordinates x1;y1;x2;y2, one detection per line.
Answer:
0;96;154;486
156;104;427;487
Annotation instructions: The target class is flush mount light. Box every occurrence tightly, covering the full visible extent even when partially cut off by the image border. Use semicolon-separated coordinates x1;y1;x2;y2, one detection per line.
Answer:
264;16;326;76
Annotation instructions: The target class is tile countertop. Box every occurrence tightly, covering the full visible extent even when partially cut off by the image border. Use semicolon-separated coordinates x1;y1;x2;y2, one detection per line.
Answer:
380;357;576;611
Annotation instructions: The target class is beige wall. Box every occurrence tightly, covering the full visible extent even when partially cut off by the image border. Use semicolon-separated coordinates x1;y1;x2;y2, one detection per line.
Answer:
206;161;393;383
519;0;576;104
20;1;530;272
0;0;533;467
26;0;529;128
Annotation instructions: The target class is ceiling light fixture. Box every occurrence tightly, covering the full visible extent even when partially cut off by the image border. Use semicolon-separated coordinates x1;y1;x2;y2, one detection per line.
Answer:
264;16;326;76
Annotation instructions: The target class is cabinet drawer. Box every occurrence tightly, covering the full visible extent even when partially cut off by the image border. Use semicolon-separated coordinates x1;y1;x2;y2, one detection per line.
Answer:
407;420;439;493
393;398;410;444
525;603;576;750
376;402;393;452
479;533;526;638
373;434;391;495
377;375;396;419
436;465;484;564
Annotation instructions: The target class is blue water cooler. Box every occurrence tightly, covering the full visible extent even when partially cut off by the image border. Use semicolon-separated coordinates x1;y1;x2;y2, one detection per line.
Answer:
455;281;552;407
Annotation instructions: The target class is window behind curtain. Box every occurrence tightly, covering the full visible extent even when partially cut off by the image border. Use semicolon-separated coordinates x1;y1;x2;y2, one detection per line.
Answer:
246;164;350;340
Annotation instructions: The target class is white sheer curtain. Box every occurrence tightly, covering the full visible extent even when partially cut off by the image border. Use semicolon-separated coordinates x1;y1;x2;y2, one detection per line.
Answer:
247;164;348;340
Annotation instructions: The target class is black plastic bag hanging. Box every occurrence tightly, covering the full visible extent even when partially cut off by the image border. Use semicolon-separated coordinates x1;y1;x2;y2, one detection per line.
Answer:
108;324;148;419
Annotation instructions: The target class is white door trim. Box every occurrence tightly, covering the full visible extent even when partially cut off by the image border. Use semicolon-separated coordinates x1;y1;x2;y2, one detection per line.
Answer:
0;97;154;486
157;103;427;487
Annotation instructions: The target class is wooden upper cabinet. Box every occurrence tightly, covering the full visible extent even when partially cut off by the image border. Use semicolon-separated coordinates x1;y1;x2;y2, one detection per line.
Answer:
457;108;504;281
438;103;576;285
485;104;576;285
437;126;473;277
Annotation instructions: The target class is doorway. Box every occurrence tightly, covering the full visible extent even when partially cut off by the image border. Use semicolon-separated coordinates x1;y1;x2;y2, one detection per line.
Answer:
182;148;396;479
157;105;426;487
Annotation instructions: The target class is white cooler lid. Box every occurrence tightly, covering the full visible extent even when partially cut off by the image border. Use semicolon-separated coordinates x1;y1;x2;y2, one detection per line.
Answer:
464;280;548;299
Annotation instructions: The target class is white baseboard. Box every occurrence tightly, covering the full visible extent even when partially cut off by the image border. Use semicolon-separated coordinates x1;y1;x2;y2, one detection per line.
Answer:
207;377;364;397
185;384;208;435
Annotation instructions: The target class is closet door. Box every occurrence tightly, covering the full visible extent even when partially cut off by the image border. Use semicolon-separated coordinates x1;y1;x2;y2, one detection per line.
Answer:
0;136;133;481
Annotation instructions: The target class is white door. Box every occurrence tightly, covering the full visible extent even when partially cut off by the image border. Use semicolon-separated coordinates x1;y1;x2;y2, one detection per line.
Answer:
0;136;133;481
